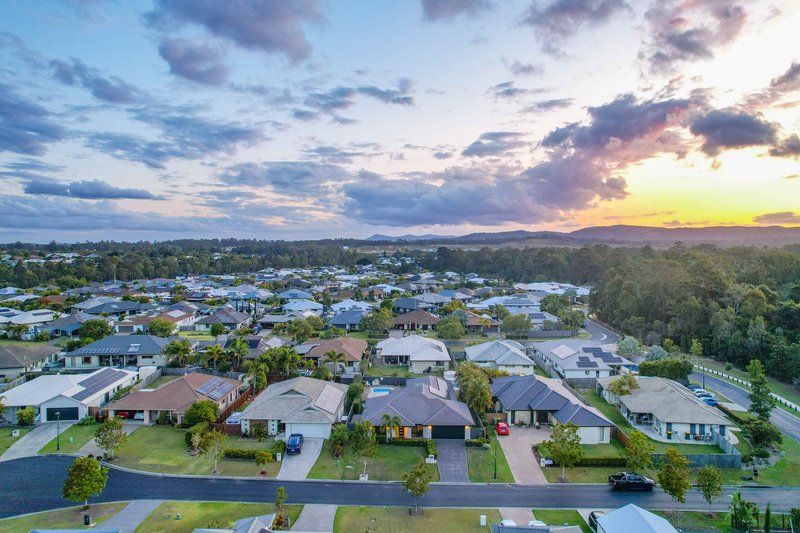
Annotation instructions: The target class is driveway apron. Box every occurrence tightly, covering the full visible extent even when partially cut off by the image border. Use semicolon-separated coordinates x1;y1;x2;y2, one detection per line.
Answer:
435;439;469;482
0;422;75;462
496;427;548;485
291;503;337;531
100;499;163;533
277;437;323;481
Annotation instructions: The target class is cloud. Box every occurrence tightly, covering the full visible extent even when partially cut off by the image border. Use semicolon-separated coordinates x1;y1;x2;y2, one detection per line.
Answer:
487;81;539;100
662;219;711;227
433;151;453;159
690;109;778;156
219;161;350;199
146;0;322;63
0;159;65;181
420;0;492;21
293;80;414;120
0;83;68;156
521;0;630;56
462;131;528;157
769;135;800;158
302;143;383;164
503;58;544;76
521;98;573;113
158;38;229;86
49;58;138;103
643;0;747;72
24;178;161;200
753;212;800;225
771;62;800;89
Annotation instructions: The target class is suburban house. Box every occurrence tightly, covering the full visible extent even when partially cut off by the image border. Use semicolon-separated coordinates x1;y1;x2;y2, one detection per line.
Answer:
301;337;368;372
330;299;372;313
595;504;678;533
416;292;449;307
376;335;452;373
64;334;170;368
41;312;106;338
392;297;434;314
464;312;500;334
258;310;314;329
69;296;118;313
278;288;314;301
329;309;367;330
532;341;635;386
491;375;614;444
81;300;156;318
222;335;274;361
195;308;251;332
360;376;474;439
0;344;62;380
392;309;440;331
282;299;323;316
0;367;138;423
156;308;197;329
113;314;156;334
596;375;730;440
0;309;58;339
239;377;347;438
465;339;536;375
105;373;243;424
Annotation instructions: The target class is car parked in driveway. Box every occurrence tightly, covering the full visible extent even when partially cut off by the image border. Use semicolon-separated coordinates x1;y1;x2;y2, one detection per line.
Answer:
495;422;510;435
286;433;304;454
588;511;605;532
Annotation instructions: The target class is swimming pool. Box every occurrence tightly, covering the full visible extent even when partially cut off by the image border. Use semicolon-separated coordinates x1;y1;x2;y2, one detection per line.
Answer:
372;387;392;393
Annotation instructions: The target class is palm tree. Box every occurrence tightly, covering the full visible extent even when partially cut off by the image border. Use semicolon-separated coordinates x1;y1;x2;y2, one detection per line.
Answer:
323;350;347;381
163;338;191;367
205;344;225;369
380;413;403;442
228;337;249;369
244;357;270;393
281;348;302;378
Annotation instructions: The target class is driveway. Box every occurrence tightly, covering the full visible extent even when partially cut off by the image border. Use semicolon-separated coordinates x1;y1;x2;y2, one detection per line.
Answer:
99;499;163;533
277;437;323;481
0;422;75;462
496;427;549;485
500;507;535;525
78;422;140;457
435;439;469;482
291;503;336;531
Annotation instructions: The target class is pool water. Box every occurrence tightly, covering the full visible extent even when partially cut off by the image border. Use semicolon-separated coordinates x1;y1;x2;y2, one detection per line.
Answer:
372;387;392;393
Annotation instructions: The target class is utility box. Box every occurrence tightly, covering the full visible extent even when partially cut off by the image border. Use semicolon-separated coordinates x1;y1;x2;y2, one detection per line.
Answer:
84;515;91;526
11;430;19;437
480;515;487;526
276;452;282;462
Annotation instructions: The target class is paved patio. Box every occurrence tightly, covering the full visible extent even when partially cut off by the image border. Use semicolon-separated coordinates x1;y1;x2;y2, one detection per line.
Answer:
435;439;469;482
496;427;549;485
0;422;75;462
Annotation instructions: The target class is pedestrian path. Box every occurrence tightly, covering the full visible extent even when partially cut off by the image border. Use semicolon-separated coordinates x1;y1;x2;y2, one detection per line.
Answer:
0;422;75;462
100;499;162;533
291;504;336;531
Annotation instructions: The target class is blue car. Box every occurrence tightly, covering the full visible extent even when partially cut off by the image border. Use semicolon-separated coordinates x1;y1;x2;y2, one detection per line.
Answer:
701;397;719;406
286;434;304;455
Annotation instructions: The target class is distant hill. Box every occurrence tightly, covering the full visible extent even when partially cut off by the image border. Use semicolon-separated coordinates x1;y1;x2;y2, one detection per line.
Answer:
366;233;450;242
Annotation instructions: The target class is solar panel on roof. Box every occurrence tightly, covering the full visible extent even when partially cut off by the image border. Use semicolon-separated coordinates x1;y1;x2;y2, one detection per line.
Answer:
530;313;546;320
73;369;125;401
196;377;223;396
576;361;598;368
578;356;590;361
206;382;235;401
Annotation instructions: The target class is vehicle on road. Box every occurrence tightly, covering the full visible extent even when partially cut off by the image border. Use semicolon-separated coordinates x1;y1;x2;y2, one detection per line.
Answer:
608;472;655;491
588;511;605;532
495;422;510;435
286;433;304;455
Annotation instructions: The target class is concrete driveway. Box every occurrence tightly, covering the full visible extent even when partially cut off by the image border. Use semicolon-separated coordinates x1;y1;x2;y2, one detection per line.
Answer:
277;437;323;480
0;422;75;462
496;427;549;485
436;439;469;482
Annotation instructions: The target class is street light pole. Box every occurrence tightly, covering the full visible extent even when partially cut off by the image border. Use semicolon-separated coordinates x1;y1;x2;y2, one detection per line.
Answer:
702;365;706;389
56;411;61;452
493;436;497;481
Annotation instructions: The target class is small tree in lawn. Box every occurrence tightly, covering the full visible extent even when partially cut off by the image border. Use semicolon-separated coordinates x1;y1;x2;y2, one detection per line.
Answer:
210;322;226;340
184;399;219;426
696;465;723;515
402;460;431;515
624;430;654;472
199;429;227;473
274;486;288;528
544;422;584;482
255;450;273;475
94;416;128;459
63;456;108;509
657;448;691;509
146;317;175;337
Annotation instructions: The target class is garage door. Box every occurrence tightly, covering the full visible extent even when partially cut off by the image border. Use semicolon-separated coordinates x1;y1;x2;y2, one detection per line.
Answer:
432;425;464;439
46;407;79;421
285;423;330;439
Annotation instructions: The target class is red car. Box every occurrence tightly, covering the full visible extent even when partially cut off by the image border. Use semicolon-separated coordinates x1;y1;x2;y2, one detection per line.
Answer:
495;422;510;435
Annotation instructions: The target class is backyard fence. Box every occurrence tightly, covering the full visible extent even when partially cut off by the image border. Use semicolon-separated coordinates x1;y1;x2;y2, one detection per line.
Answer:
129;368;163;393
693;365;800;413
216;390;253;424
162;366;245;381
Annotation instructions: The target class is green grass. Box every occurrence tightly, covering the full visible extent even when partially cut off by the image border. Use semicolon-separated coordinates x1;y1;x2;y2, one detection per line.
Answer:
146;374;180;389
538;439;627;459
134;501;302;533
653;510;793;533
308;440;440;481
0;339;50;346
113;426;280;477
533;365;549;377
0;502;128;532
532;509;590;533
178;331;214;341
580;390;724;454
39;423;99;454
334;507;501;533
466;432;514;482
541;465;744;485
0;427;30;455
368;365;420;378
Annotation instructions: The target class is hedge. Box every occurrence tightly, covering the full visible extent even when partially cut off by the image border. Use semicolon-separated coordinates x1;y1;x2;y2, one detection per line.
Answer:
465;438;489;447
185;422;210;447
377;437;437;458
223;448;259;460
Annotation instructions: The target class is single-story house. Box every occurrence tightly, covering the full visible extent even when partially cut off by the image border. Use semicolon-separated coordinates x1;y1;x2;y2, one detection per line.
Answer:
392;309;440;331
392;297;434;314
361;376;474;439
258;310;314;329
302;337;368;372
82;300;156;318
531;341;635;386
491;524;581;533
329;309;368;330
330;299;372;313
282;299;323;316
195;308;251;332
376;335;452;373
465;340;536;375
0;344;62;380
0;309;58;339
240;377;347;438
113;314;156;334
0;367;137;423
278;289;314;301
192;513;276;533
106;372;242;424
40;312;106;338
69;296;118;313
596;376;730;440
596;504;678;533
64;334;170;368
416;292;449;307
492;375;614;444
464;312;500;333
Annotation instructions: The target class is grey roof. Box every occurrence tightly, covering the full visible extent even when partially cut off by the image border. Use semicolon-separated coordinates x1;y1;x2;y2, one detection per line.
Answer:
67;334;169;356
490;526;582;533
597;504;678;533
0;344;60;369
465;340;534;367
196;308;250;325
330;309;367;326
392;297;432;310
83;301;156;315
361;376;474;427
241;377;347;424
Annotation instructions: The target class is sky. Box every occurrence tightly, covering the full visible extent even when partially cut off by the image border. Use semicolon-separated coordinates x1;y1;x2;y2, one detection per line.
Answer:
0;0;798;243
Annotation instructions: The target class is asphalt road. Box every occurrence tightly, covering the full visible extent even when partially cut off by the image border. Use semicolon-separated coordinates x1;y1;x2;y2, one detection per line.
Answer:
3;456;799;519
582;318;621;344
690;372;800;442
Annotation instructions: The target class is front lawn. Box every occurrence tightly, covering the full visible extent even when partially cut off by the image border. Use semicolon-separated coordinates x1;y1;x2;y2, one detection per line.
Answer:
113;426;280;477
308;440;439;481
0;427;30;455
178;331;215;341
532;509;590;533
39;423;98;454
334;507;501;533
0;502;127;532
467;432;514;482
541;465;744;485
653;510;794;533
134;501;302;533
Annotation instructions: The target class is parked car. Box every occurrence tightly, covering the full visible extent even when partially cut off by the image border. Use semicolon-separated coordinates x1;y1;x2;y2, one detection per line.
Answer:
701;397;719;406
588;511;606;532
686;384;702;391
133;412;144;421
286;433;304;455
608;472;655;491
693;389;714;398
115;411;131;419
495;422;510;435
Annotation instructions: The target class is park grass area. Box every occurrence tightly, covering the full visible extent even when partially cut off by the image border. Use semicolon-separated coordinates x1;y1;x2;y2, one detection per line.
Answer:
39;423;98;454
0;427;30;455
334;507;501;533
0;502;128;532
653;510;794;533
0;339;48;347
113;425;280;477
532;509;591;533
308;440;439;481
134;501;302;533
467;431;514;482
145;374;180;389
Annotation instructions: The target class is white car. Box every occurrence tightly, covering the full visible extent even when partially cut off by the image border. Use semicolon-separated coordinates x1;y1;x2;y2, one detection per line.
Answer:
529;520;547;526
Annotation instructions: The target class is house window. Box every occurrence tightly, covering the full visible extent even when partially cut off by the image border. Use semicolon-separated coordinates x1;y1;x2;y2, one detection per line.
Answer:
82;356;92;365
584;371;590;375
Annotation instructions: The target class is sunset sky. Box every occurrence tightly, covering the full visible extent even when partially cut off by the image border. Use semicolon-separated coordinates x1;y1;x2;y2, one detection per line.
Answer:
1;0;798;242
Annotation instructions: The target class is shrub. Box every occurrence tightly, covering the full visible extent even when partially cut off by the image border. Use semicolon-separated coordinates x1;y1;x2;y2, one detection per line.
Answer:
753;447;771;459
251;422;268;442
75;416;96;426
378;438;437;458
109;384;135;403
740;453;753;464
223;448;259;460
272;440;287;455
185;422;210;447
426;439;437;458
16;406;36;426
725;363;733;371
465;438;489;447
255;450;274;467
184;400;220;426
790;509;800;529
